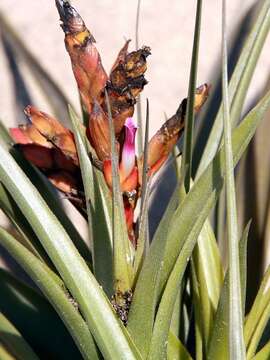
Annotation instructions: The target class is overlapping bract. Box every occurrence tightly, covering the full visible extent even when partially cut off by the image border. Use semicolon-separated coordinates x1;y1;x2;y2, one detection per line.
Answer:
10;0;210;245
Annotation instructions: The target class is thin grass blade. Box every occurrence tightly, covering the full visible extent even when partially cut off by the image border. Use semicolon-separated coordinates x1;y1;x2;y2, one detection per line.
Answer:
222;1;245;357
181;0;202;191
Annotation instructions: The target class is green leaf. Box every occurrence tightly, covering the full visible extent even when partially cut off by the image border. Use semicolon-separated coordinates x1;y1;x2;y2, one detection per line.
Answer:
128;89;270;357
147;191;217;360
245;265;270;358
239;220;251;314
207;221;252;360
0;269;82;359
167;332;192;360
127;185;179;358
135;98;150;273
191;219;224;347
0;227;99;360
0;183;52;266
0;142;140;360
11;148;91;265
105;90;134;293
68;106;113;295
252;341;270;360
0;313;39;360
181;0;202;191
196;0;270;177
222;1;245;357
0;344;16;360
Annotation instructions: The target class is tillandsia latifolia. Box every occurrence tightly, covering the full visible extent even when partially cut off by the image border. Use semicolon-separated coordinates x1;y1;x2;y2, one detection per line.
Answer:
9;0;209;321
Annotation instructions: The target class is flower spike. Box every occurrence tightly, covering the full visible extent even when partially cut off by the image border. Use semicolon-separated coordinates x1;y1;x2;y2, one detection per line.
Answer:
56;0;108;114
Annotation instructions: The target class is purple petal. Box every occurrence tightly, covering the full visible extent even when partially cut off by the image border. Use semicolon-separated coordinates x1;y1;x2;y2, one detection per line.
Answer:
120;117;137;179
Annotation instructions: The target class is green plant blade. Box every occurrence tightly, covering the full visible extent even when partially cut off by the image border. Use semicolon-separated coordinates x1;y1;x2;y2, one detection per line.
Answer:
196;0;270;177
207;221;251;360
127;185;180;358
0;344;15;360
0;313;39;360
0;122;88;267
0;227;99;360
0;183;52;266
128;89;270;357
191;219;224;348
222;1;245;357
181;0;202;190
105;90;133;293
167;332;192;360
134;99;150;274
0;269;82;359
68;106;113;295
239;220;251;314
252;341;270;360
11;147;91;264
245;265;270;358
0;142;140;360
148;192;217;360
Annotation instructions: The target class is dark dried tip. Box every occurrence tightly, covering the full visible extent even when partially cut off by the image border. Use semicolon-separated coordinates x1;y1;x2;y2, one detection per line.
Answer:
55;0;85;34
141;46;151;59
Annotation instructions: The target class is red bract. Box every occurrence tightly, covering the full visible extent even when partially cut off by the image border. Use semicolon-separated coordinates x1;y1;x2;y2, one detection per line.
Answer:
10;0;210;247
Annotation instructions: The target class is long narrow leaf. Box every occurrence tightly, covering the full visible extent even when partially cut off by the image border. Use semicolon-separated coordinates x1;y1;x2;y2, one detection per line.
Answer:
0;142;140;360
0;227;99;360
105;90;133;293
68;106;113;295
128;89;270;356
191;219;224;347
181;0;202;190
196;0;270;177
252;341;270;360
245;265;270;357
167;332;192;360
148;192;217;360
0;313;39;360
207;222;252;359
222;1;245;357
0;269;82;359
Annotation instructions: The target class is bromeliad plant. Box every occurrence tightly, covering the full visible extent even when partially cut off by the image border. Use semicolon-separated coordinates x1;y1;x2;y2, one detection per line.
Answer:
1;0;270;359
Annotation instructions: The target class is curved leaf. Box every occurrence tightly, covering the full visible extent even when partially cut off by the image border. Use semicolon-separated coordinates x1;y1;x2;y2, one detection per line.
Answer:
147;191;217;360
68;106;113;295
0;269;82;359
0;141;140;360
0;227;99;360
128;89;270;356
0;313;39;360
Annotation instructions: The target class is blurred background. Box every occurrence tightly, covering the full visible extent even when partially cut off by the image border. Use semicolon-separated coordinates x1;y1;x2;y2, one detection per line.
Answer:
0;0;269;307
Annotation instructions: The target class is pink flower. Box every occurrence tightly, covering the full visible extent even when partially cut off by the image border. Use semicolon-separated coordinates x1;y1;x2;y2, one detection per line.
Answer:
103;117;138;192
